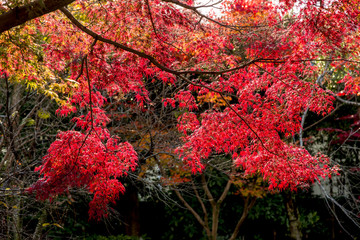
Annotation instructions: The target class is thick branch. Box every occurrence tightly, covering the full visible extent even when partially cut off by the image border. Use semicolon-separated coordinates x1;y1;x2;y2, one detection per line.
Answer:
201;174;216;207
0;0;75;34
303;104;343;132
212;179;231;240
190;178;209;226
153;157;211;236
299;106;309;147
173;188;211;237
60;7;256;75
229;196;256;240
331;93;360;106
217;179;232;205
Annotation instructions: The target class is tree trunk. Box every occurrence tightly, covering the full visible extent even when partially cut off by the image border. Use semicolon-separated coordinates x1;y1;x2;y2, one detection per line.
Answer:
329;177;336;240
33;209;47;240
211;205;220;240
12;194;22;240
283;192;302;240
119;185;140;236
9;83;23;240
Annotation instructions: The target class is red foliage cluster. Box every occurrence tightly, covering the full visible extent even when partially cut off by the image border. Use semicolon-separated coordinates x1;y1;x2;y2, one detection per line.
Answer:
29;85;138;219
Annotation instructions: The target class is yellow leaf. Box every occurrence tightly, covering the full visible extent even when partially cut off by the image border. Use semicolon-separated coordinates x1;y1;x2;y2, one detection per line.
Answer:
37;109;50;119
0;201;8;208
52;223;63;229
42;223;50;227
26;118;35;126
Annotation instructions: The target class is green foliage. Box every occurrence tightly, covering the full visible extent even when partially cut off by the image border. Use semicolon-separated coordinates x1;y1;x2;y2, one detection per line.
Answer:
248;194;287;224
300;211;322;235
163;203;206;240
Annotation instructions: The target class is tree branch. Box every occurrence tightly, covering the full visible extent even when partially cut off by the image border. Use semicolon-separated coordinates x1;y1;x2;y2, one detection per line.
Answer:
330;92;360;106
229;196;256;240
217;179;232;205
0;0;75;34
172;188;212;236
201;174;216;207
59;6;257;75
190;177;209;226
303;103;343;132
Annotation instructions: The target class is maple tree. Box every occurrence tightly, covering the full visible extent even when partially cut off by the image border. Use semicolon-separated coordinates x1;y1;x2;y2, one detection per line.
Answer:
1;0;360;238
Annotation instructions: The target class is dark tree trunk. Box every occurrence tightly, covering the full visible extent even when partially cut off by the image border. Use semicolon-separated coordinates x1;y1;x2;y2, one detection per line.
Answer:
118;185;140;236
283;191;302;240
